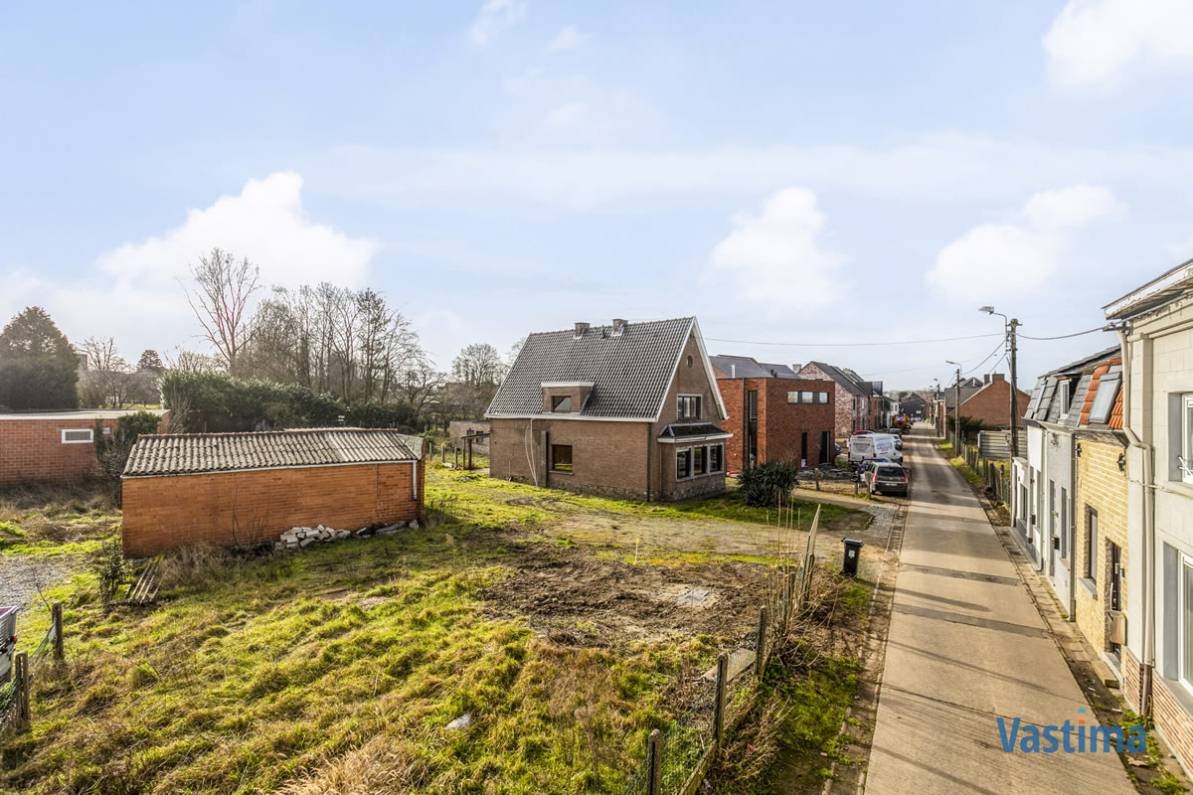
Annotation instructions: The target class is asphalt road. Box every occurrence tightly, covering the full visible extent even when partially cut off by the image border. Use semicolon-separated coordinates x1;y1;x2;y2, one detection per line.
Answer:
865;428;1135;794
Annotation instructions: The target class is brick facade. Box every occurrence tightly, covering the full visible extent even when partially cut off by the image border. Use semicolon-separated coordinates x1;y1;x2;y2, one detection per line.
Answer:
1153;676;1193;776
488;332;727;501
122;461;424;557
795;363;867;439
1073;436;1129;660
717;377;835;471
950;374;1030;429
1123;647;1144;715
0;417;120;486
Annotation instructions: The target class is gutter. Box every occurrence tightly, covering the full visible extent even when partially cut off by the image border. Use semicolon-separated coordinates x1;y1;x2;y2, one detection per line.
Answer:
1117;325;1156;716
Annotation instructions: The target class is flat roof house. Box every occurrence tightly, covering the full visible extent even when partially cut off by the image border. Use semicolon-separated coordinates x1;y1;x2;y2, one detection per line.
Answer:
121;428;425;557
486;317;731;501
711;355;836;472
0;409;165;487
794;362;871;438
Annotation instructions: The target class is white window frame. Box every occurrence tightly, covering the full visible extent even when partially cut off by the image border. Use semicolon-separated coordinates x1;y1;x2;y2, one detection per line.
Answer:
1181;553;1193;694
676;447;692;480
1059;380;1072;420
61;428;94;444
1182;395;1193;485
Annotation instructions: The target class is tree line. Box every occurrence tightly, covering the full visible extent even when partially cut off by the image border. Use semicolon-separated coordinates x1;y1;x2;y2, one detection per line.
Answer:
0;247;519;429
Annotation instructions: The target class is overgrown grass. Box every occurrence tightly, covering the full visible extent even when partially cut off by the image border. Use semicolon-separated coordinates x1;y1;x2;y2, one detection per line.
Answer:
1;519;718;794
0;482;119;557
429;465;853;529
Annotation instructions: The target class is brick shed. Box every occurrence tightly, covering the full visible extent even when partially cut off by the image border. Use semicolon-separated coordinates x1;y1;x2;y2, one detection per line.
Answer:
0;409;165;487
121;428;425;557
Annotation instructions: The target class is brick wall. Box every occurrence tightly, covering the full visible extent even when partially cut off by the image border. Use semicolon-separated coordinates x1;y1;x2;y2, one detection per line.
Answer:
122;461;424;557
1124;648;1144;714
717;378;835;470
1153;676;1193;776
1073;437;1129;657
953;376;1030;429
796;364;861;439
0;418;119;486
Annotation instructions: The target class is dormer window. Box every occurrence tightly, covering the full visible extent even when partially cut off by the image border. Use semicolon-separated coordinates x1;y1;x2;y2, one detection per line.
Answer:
552;396;572;412
678;395;702;420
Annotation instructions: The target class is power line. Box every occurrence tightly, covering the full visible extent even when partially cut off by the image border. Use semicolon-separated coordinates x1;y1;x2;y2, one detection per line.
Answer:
1019;325;1110;341
703;332;1002;348
985;352;1009;377
964;339;1007;376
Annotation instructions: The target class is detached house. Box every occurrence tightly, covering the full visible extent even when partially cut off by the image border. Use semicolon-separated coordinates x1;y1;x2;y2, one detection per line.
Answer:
710;355;835;471
487;317;731;501
795;362;871;438
1104;259;1193;772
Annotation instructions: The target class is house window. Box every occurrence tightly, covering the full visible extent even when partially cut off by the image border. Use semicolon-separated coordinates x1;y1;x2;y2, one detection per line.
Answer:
1088;375;1120;424
61;429;93;444
709;444;723;473
676;448;691;479
787;391;798;404
1086;508;1098;582
678;395;702;420
817;392;829;404
1182;395;1193;484
800;432;808;464
551;444;573;472
693;446;706;476
552;395;572;412
1059;379;1073;418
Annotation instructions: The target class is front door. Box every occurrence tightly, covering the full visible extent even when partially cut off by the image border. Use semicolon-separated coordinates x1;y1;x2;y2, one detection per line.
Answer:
1109;542;1123;655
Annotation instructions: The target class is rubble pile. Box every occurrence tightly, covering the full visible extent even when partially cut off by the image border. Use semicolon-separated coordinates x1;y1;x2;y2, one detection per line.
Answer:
275;520;419;550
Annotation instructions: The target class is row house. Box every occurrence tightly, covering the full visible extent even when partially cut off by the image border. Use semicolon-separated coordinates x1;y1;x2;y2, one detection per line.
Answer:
794;362;874;438
710;355;836;472
1104;259;1193;772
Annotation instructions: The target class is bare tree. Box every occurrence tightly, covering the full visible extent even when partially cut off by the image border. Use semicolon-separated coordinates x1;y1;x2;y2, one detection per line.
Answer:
164;348;223;373
78;336;136;408
451;343;506;388
395;356;445;419
184;248;260;371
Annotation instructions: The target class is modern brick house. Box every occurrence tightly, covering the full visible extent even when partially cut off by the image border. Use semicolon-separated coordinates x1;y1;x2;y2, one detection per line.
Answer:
710;355;835;472
121;428;424;556
1104;259;1193;773
0;409;164;487
794;362;871;438
486;317;730;501
949;373;1029;431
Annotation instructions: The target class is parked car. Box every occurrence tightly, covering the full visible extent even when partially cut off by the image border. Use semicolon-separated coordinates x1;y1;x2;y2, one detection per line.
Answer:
848;432;902;463
864;462;909;496
0;607;15;685
851;457;893;481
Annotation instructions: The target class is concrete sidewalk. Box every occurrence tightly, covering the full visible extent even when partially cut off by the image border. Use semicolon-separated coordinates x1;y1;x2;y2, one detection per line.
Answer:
864;430;1135;794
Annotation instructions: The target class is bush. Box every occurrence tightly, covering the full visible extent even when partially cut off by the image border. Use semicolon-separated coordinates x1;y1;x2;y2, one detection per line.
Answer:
158;370;423;432
737;461;800;508
94;411;162;504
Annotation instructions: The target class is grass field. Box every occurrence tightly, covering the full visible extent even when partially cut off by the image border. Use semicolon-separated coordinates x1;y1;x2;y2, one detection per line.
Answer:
0;466;877;794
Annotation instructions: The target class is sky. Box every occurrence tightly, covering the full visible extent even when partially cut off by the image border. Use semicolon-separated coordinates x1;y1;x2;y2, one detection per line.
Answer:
4;0;1193;392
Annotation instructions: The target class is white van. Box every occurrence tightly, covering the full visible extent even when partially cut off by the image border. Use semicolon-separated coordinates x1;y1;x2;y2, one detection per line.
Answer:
848;432;902;464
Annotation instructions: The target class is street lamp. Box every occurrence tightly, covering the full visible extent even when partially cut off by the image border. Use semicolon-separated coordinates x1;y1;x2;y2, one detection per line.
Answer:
979;306;1021;457
946;360;962;449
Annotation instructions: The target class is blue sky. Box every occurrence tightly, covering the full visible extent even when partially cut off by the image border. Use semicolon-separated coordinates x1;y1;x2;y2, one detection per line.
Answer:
3;0;1193;390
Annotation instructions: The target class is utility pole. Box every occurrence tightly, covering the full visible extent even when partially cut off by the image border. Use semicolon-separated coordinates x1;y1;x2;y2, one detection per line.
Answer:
1009;318;1020;458
946;360;962;449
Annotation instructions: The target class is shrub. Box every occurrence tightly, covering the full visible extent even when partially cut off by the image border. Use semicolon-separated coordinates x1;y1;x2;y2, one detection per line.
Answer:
737;461;800;508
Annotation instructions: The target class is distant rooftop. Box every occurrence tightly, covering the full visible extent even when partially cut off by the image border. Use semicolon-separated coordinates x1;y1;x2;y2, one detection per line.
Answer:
0;409;166;421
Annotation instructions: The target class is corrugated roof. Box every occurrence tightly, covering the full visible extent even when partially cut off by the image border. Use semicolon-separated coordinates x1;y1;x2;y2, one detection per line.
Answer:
124;428;423;477
487;317;697;419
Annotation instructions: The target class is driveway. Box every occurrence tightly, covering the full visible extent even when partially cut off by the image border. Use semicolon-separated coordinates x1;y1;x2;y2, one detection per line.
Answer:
865;429;1135;794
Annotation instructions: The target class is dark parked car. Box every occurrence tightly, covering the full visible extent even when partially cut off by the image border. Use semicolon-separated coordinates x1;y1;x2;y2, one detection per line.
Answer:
864;462;909;496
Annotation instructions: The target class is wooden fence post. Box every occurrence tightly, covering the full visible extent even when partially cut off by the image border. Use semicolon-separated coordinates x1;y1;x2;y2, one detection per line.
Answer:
52;602;64;662
647;728;662;795
756;606;769;679
714;652;728;749
14;651;30;731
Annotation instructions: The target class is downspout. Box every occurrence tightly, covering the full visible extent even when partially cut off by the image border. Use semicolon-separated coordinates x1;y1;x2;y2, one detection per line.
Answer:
1118;325;1155;715
1068;432;1077;622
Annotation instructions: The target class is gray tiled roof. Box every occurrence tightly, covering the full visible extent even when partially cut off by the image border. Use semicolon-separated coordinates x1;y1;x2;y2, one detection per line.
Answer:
487;317;697;419
124;428;423;477
710;355;798;379
802;362;868;397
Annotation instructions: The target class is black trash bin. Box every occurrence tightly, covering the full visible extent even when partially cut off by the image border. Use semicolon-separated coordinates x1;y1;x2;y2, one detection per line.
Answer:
841;538;864;577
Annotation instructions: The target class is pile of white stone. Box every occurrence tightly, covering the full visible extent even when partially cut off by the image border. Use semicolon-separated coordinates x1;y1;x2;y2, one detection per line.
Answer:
275;520;420;550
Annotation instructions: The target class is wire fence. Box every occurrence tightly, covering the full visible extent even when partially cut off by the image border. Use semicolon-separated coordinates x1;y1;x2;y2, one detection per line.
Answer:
0;605;61;738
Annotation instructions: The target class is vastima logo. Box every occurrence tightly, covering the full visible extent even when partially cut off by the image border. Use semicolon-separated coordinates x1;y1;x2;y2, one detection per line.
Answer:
997;709;1146;754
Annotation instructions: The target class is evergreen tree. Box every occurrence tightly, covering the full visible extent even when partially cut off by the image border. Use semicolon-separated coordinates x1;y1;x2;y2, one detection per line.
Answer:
0;306;80;409
137;349;165;374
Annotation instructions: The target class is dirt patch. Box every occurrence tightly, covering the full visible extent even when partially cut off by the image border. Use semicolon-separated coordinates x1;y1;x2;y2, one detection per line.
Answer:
482;542;772;645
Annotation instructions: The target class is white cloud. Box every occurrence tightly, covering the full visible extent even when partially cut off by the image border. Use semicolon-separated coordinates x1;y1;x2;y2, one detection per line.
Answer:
0;172;376;358
706;188;845;312
926;185;1124;300
1044;0;1193;88
547;25;591;52
469;0;527;46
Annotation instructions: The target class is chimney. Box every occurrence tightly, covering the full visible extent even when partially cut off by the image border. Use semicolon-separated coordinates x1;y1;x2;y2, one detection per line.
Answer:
992;373;1006;383
612;318;627;336
984;374;990;385
574;322;589;339
731;364;736;378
